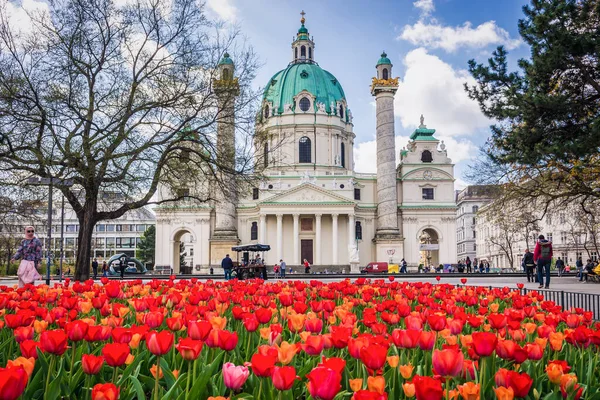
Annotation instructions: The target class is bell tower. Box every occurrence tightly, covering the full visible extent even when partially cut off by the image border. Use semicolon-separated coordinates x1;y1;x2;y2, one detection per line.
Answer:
291;11;315;63
371;51;404;263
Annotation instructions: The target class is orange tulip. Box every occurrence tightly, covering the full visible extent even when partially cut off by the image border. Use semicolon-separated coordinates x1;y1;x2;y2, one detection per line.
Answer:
367;376;385;395
207;397;230;400
460;334;473;349
287;313;306;333
546;363;563;384
150;364;163;379
349;378;363;392
7;357;35;377
209;316;227;330
387;355;399;368
125;354;135;365
549;332;564;351
403;382;416;398
493;386;514;400
276;341;299;365
129;333;142;350
523;323;537;335
446;389;460;400
33;320;48;334
457;382;480;400
399;364;414;379
260;327;271;340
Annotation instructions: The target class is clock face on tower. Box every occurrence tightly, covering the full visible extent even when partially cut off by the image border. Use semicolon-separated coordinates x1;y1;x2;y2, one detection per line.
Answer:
423;170;433;180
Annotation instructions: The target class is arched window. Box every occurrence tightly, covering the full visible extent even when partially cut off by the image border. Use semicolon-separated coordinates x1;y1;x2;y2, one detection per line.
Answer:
340;142;345;168
299;136;311;163
264;105;269;119
355;221;363;240
263;143;269;168
250;222;258;240
299;97;310;112
222;68;230;80
472;206;479;213
301;46;306;58
308;47;312;59
382;68;388;80
421;150;433;163
339;105;344;119
295;47;298;60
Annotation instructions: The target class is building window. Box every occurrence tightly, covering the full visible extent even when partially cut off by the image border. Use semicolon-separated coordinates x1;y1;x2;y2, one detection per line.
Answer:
106;225;115;232
300;45;306;58
189;248;194;256
299;97;310;112
472;217;476;225
252;188;259;200
421;150;433;163
559;213;566;224
355;221;363;240
250;222;258;240
299;136;311;163
96;224;106;232
66;225;78;233
354;188;361;200
339;105;344;119
263;143;269;168
472;230;476;238
264;105;269;119
422;188;434;200
176;188;190;200
106;238;115;248
547;232;553;242
95;238;104;247
472;205;479;213
473;243;477;251
308;47;312;59
340;142;345;167
295;47;298;59
136;225;146;232
382;68;388;80
115;225;122;232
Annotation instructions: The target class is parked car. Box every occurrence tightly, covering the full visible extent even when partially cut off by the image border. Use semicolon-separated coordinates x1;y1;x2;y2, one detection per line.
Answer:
360;262;399;274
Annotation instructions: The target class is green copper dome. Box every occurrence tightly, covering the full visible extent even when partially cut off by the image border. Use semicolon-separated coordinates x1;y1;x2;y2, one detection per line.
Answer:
263;63;346;115
376;51;391;66
218;52;233;65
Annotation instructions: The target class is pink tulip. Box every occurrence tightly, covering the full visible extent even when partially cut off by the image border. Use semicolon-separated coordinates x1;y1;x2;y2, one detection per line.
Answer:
223;362;250;391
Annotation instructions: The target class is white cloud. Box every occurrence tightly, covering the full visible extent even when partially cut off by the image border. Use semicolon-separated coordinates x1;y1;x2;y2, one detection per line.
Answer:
399;20;521;52
413;0;434;17
394;47;490;137
4;0;50;36
205;0;237;22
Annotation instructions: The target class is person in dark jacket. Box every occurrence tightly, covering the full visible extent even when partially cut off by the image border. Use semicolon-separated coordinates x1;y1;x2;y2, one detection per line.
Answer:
533;235;553;289
576;257;584;281
555;257;565;277
583;259;596;282
522;249;536;283
119;255;128;279
92;258;99;279
221;254;233;280
465;257;472;273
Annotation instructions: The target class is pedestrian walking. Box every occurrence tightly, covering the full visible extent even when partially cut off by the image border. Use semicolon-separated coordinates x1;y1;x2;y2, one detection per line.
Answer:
533;234;553;289
221;254;233;280
279;259;287;278
92;258;99;279
119;255;127;279
303;259;311;274
522;249;536;283
400;258;407;273
102;261;109;277
465;256;472;273
555;257;565;277
576;257;584;281
11;226;43;288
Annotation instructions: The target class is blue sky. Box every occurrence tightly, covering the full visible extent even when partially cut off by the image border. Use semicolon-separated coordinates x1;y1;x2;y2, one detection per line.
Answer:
207;0;531;187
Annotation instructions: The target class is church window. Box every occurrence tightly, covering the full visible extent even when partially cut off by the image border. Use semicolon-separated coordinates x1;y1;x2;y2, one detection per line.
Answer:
382;68;388;80
263;143;269;168
472;205;479;213
301;46;306;58
339;105;344;119
222;68;230;80
250;222;258;240
252;188;259;200
268;184;273;189
299;136;311;163
355;221;363;240
309;47;312;59
295;47;298;59
264;105;269;119
340;142;345;167
421;150;433;163
354;188;361;200
422;188;434;200
299;97;310;112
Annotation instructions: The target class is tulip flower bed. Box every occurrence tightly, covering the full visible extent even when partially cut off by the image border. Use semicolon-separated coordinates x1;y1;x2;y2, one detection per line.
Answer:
0;277;599;400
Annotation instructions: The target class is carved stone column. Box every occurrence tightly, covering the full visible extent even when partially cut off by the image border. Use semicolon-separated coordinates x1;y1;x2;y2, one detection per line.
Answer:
293;214;299;264
259;214;267;243
315;214;322;265
332;214;339;264
276;214;283;262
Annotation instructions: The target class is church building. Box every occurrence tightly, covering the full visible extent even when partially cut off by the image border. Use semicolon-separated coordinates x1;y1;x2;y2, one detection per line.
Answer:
154;14;457;273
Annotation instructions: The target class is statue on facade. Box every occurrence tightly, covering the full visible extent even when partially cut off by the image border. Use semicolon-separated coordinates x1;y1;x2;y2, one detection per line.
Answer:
284;103;292;113
302;170;310;182
334;154;340;165
439;140;446;152
348;244;360;263
332;178;337;189
317;102;326;113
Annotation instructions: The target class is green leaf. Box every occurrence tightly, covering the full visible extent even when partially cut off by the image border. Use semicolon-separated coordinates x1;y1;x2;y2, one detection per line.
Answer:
117;353;144;386
232;394;254;400
161;372;186;400
129;375;148;400
189;351;225;398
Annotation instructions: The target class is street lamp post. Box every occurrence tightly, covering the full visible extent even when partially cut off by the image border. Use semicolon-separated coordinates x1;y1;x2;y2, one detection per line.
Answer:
27;177;73;285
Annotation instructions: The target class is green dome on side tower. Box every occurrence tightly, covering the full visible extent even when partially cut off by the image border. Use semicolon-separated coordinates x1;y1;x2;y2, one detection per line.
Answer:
376;51;391;66
218;52;233;65
262;63;346;115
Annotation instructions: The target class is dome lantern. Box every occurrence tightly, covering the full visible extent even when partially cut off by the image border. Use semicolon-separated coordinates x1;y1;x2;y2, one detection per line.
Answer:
291;10;315;64
375;51;392;80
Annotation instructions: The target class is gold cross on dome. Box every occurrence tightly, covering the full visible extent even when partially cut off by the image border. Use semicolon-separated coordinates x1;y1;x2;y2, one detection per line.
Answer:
300;10;306;24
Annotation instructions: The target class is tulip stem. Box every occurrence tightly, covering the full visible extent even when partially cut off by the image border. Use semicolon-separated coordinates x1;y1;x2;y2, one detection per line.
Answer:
185;361;192;400
112;367;118;384
7;339;13;364
44;356;56;400
257;378;263;400
70;341;77;377
154;357;161;400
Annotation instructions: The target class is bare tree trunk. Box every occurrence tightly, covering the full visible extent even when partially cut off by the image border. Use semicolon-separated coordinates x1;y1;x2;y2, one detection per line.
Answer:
75;205;97;281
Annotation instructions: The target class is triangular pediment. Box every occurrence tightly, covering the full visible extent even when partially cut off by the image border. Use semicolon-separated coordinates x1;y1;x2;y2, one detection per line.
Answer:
260;183;354;205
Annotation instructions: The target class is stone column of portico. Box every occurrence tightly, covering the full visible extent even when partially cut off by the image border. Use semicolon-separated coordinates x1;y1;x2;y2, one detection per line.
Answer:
332;214;339;264
276;214;283;262
259;215;266;243
315;214;322;265
348;214;355;247
293;214;299;264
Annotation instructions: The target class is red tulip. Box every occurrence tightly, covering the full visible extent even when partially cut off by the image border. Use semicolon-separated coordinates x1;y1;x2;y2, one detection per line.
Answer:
319;357;346;375
488;313;507;330
104;282;122;299
13;326;34;343
526;342;544;361
187;320;212;341
413;375;443;400
20;340;41;359
111;327;132;344
516;283;524;289
251;352;277;377
144;312;164;329
506;371;533;398
348;336;370;359
460;278;467;285
217;330;238;352
388;276;395;282
101;343;130;367
41;330;69;355
306;367;342;400
272;366;297;391
243;315;259;332
496;340;516;360
471;332;497;357
435;276;441;281
91;383;119;400
427;314;446;331
0;365;29;400
255;308;273;324
353;390;388;400
302;335;325;356
176;337;203;360
146;330;174;356
66;320;89;342
305;318;323;334
86;325;112;342
432;348;463;377
392;329;421;349
82;354;104;375
418;331;436;351
495;368;510;387
330;326;352;349
360;343;388;371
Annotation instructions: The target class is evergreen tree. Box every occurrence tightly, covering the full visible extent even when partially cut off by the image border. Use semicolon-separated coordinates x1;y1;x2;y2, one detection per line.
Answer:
465;0;600;205
137;226;155;266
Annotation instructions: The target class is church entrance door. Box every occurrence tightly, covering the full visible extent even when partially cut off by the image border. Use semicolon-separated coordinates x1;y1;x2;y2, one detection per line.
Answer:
301;239;313;265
